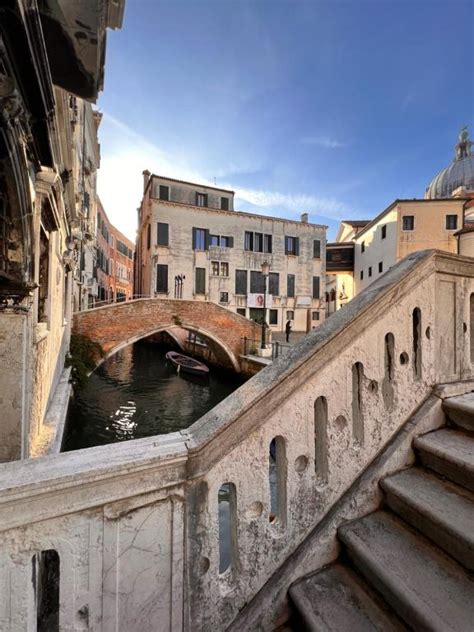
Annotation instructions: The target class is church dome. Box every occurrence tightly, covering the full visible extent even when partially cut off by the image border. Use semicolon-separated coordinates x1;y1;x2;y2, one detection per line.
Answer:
425;127;474;199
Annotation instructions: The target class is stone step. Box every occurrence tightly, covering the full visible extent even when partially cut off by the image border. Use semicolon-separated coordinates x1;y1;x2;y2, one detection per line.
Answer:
414;428;474;491
338;511;474;632
289;563;406;632
443;393;474;431
381;467;474;570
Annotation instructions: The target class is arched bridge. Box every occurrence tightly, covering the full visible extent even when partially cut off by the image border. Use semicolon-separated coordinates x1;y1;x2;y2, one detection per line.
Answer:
72;299;262;371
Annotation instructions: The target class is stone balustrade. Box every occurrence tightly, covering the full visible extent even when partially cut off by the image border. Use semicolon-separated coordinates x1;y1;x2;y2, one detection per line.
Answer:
0;250;473;631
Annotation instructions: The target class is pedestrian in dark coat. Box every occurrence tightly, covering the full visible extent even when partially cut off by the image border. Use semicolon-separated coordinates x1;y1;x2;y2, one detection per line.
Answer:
285;319;292;343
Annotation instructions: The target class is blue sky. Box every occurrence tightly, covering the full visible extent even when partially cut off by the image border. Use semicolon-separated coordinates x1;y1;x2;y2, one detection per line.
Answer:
97;0;473;241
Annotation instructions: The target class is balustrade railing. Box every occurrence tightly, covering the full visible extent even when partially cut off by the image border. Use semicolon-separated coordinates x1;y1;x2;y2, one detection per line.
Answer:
1;250;474;631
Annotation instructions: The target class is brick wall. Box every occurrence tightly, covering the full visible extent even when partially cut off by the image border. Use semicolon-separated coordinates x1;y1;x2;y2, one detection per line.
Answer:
73;298;261;370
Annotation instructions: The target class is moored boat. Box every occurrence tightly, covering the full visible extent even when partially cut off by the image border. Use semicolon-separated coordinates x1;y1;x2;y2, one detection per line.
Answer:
165;351;210;376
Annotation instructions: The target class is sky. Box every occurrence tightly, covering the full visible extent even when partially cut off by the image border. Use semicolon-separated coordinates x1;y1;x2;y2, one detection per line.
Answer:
96;0;473;241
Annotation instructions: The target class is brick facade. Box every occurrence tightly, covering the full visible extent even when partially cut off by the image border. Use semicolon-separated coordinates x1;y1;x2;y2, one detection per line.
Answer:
73;298;262;370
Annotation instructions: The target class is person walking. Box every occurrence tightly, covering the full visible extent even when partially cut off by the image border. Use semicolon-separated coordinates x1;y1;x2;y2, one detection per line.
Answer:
285;319;292;343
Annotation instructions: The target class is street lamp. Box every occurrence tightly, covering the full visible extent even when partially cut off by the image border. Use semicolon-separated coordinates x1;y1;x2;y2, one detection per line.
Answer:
261;260;270;349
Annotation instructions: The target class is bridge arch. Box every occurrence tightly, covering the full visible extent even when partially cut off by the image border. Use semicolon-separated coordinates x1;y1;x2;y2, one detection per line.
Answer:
72;298;261;373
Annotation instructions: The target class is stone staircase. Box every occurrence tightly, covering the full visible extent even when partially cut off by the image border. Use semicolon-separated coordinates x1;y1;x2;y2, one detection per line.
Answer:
289;394;474;631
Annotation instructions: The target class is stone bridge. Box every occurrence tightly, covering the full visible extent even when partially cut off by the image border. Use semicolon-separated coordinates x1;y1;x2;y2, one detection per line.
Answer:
72;298;261;371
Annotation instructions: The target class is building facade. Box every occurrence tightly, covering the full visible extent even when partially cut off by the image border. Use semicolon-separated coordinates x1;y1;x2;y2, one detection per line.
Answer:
0;0;124;462
135;174;327;333
97;199;134;303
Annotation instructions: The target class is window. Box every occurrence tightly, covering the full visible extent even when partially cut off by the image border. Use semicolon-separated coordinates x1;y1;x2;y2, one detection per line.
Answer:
285;235;299;256
156;264;168;293
250;270;265;293
361;241;365;253
235;270;247;295
360;270;364;280
381;225;387;239
368;266;372;277
210;234;220;246
211;261;220;275
287;274;295;298
254;232;263;252
402;215;414;231
157;222;169;246
264;234;272;253
220;292;229;303
312;311;320;321
378;261;383;273
446;214;458;230
237;308;246;317
269;272;279;296
159;185;169;201
147;223;151;249
221;197;229;210
269;309;278;325
195;267;206;294
244;231;253;251
220;236;233;248
221;262;229;276
286;310;294;320
312;276;320;299
192;227;207;250
196;192;207;207
313;239;321;259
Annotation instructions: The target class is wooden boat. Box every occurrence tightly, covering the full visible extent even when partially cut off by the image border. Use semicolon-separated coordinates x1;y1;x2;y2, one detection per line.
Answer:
165;351;209;376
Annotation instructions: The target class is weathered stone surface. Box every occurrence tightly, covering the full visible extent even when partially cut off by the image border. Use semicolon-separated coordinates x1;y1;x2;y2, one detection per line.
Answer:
442;392;474;430
415;429;474;491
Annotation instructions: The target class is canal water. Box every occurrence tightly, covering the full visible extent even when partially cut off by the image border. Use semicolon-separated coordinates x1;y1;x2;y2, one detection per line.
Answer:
63;339;244;451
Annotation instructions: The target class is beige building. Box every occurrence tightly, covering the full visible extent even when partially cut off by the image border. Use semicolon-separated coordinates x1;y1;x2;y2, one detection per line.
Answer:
135;173;327;333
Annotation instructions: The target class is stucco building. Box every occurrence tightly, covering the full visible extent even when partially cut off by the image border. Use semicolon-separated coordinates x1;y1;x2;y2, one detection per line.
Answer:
135;173;327;333
97;199;135;303
0;0;124;462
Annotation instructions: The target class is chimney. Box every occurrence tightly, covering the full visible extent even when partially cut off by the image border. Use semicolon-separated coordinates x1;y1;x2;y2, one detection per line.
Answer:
301;212;309;223
142;169;151;193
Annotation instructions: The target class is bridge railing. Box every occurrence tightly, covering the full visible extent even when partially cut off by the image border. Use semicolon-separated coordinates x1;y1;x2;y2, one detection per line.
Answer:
0;250;473;631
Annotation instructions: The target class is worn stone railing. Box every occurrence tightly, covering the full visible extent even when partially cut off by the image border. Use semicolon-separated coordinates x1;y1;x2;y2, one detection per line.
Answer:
0;250;473;631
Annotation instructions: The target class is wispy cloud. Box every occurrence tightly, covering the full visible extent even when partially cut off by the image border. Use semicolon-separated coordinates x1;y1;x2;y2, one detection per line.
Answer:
97;113;355;239
300;135;348;149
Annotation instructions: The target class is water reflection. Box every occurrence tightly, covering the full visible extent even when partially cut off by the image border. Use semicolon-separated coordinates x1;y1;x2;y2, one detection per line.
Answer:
63;340;243;451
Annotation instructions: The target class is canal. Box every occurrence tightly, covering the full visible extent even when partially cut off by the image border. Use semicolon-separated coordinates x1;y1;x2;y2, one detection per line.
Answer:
63;339;244;451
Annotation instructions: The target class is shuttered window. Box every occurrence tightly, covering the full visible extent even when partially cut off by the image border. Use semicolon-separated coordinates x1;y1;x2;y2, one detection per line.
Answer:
159;185;169;201
157;222;169;246
287;274;295;298
156;264;168;293
235;269;247;295
269;272;279;296
313;239;321;259
312;276;320;299
250;271;265;293
192;227;209;250
221;197;229;210
264;234;272;253
147;224;151;249
195;267;206;294
284;235;299;256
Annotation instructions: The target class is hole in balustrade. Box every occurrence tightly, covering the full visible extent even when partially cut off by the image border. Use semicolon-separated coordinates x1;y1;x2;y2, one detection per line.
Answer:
369;380;378;394
198;556;210;575
247;501;263;519
470;294;474;364
218;482;237;574
294;455;309;473
269;436;287;527
463;322;467;334
400;352;409;365
412;308;422;380
334;415;347;432
33;549;60;632
314;397;328;482
383;333;395;410
352;363;364;445
425;326;431;340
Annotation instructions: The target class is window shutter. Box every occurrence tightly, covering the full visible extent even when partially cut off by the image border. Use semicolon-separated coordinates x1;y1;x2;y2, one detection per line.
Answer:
284;236;289;255
313;239;321;259
227;236;234;248
295;237;300;256
313;276;320;299
204;229;210;250
192;227;197;249
157;222;169;246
